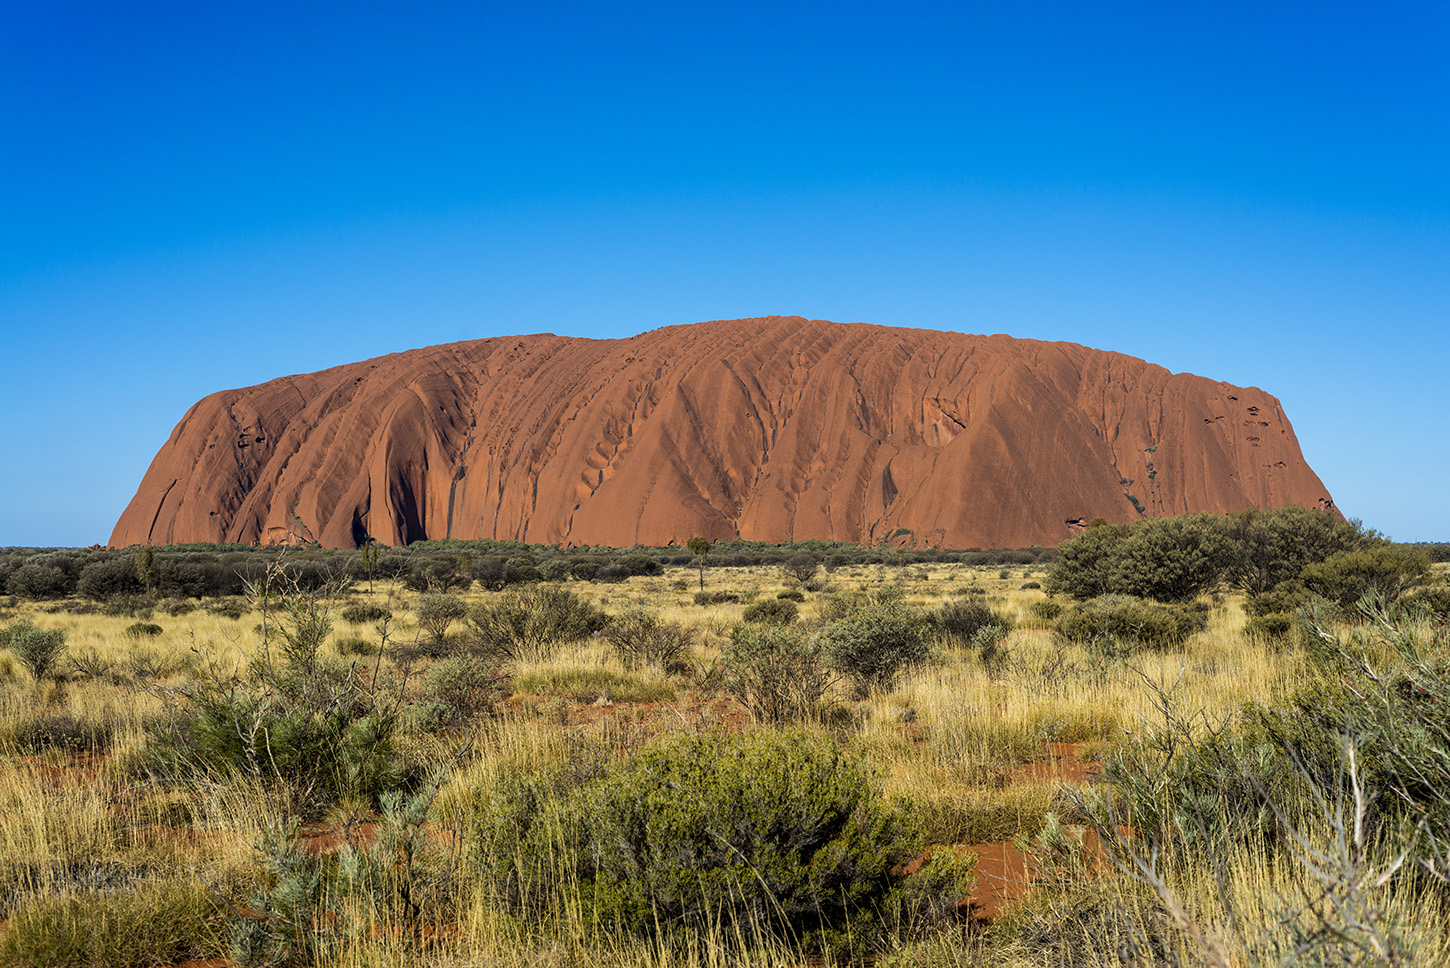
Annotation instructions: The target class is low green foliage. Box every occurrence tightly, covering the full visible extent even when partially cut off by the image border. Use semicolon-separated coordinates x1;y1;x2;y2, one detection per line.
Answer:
720;623;834;723
416;592;468;645
466;586;608;662
123;621;163;639
467;729;954;953
819;598;934;696
1301;545;1431;608
0;880;222;968
599;609;693;669
933;596;1014;646
339;603;391;625
741;597;799;624
512;666;674;703
2;622;68;682
1054;595;1208;654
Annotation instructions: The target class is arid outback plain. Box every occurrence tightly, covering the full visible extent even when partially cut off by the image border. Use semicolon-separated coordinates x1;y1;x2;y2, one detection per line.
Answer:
2;318;1448;968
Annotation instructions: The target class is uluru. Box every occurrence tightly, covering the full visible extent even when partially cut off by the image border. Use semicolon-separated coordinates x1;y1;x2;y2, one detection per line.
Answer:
110;316;1336;550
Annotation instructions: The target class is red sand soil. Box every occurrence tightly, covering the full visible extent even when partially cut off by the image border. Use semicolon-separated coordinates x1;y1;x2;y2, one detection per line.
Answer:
110;316;1336;549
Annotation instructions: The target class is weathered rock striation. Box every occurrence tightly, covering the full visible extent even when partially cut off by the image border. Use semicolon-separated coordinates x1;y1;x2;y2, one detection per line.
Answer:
110;317;1337;550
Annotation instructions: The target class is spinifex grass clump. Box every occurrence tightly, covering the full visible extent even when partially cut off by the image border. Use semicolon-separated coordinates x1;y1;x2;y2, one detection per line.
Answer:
467;728;967;954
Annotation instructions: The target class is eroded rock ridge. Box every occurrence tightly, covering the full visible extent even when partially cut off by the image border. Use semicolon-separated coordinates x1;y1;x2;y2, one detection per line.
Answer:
110;317;1336;549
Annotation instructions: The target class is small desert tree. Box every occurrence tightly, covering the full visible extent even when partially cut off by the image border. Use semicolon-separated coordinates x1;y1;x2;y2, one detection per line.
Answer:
686;536;712;590
416;593;468;647
781;553;820;586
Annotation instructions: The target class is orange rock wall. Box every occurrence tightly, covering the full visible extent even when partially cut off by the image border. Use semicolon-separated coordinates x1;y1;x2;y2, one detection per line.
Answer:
110;317;1337;549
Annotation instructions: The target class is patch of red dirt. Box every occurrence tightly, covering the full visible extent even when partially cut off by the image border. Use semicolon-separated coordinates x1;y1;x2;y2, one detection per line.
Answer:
1010;742;1102;784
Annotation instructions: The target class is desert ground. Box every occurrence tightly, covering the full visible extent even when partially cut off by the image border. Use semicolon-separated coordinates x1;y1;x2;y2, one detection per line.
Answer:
0;545;1447;967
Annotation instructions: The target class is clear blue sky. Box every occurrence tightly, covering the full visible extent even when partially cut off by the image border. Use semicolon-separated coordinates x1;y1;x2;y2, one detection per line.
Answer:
2;1;1446;546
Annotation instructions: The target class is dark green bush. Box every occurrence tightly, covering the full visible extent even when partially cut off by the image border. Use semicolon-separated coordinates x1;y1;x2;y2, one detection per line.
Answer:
1405;584;1450;622
599;610;693;669
777;589;806;602
1301;545;1431;608
1224;505;1372;595
741;598;799;625
466;586;608;662
1244;611;1296;644
577;730;928;944
334;635;376;657
5;562;73;600
693;590;740;605
781;554;820;584
206;599;246;620
721;624;834;723
141;565;411;811
416;593;468;645
1054;595;1207;653
141;656;410;811
340;603;391;625
1028;599;1063;621
3;622;68;682
470;729;949;952
818;599;934;697
933;596;1014;646
76;558;145;601
124;621;164;640
419;655;506;728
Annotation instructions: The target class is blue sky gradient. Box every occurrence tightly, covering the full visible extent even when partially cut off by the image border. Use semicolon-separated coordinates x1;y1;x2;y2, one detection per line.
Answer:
3;1;1446;545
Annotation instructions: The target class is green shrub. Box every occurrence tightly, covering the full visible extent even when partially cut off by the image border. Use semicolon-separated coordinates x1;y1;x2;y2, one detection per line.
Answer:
3;622;68;682
1054;595;1207;653
721;624;834;723
333;635;376;657
469;729;948;952
141;565;410;810
777;589;806;602
599;610;693;669
0;709;115;755
206;599;246;620
1225;505;1373;595
1244;580;1310;618
577;730;928;944
124;621;164;640
416;593;468;645
467;586;608;662
1405;584;1450;622
418;656;506;728
1028;599;1063;621
693;590;740;605
741;598;799;625
0;880;222;968
1301;545;1431;608
818;599;933;697
340;603;391;625
1244;611;1296;644
933;596;1014;646
781;554;820;584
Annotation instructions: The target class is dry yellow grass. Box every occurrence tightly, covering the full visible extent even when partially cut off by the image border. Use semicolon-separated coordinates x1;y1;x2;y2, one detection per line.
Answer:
0;562;1445;966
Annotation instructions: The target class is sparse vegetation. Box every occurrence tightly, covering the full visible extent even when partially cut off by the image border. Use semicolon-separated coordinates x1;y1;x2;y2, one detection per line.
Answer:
0;537;1446;966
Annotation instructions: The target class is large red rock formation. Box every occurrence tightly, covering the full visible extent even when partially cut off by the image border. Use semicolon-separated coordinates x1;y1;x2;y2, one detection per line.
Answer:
110;317;1337;549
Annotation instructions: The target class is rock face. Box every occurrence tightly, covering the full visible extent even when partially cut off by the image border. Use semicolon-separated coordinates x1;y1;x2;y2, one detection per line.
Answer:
110;317;1337;550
